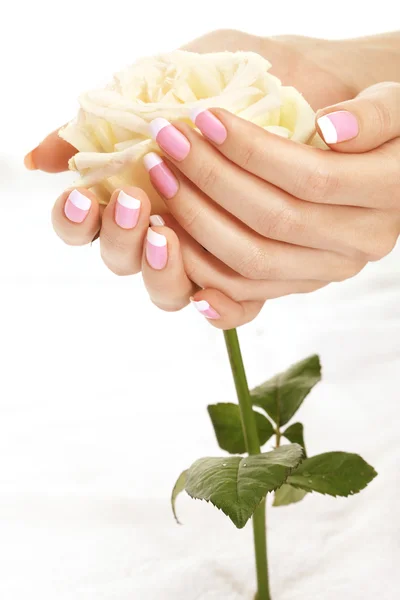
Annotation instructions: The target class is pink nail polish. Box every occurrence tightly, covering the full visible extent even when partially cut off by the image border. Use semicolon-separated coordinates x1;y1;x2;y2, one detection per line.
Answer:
149;118;190;161
146;226;168;270
64;189;91;223
190;109;227;145
317;111;359;144
115;191;141;229
143;152;179;199
191;299;221;320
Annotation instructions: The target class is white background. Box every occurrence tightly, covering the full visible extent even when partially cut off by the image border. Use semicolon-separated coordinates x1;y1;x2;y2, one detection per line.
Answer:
1;1;400;599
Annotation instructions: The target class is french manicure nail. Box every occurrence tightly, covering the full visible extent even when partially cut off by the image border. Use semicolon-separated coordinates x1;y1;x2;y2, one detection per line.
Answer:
146;227;168;270
149;118;191;161
190;108;227;145
64;189;91;223
115;190;141;229
143;152;179;199
191;298;221;320
150;214;165;227
317;111;359;144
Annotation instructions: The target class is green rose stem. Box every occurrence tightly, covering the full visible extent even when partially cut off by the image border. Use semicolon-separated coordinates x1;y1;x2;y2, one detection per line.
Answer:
223;329;271;600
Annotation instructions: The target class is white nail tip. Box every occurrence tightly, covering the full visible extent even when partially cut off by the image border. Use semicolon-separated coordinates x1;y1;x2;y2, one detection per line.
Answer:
317;115;338;144
191;299;210;312
150;215;165;227
189;107;206;123
68;189;91;211
117;191;141;210
143;152;163;171
149;117;171;140
147;228;167;247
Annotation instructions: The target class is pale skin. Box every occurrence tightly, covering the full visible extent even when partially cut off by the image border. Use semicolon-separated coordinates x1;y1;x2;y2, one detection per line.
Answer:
25;30;400;328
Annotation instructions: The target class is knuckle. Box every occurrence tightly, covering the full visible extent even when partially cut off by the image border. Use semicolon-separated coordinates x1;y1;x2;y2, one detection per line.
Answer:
356;214;400;261
194;159;219;193
364;234;398;262
294;160;339;202
371;146;400;209
367;97;394;136
257;204;307;241
334;258;366;282
236;244;277;280
177;204;206;234
237;142;259;170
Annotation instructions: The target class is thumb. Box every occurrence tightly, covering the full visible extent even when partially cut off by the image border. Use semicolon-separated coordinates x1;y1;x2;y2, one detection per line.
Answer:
316;82;400;153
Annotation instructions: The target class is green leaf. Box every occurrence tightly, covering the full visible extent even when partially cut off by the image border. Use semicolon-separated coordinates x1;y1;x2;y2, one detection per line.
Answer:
185;444;303;529
251;355;321;426
287;452;377;497
283;422;307;457
273;484;308;507
208;403;274;454
171;470;188;525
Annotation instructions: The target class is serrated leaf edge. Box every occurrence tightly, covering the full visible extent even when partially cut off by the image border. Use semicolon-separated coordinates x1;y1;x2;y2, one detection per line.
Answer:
185;446;305;529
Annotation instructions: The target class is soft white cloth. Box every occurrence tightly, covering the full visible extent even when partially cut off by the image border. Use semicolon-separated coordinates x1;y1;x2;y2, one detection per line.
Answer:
1;157;399;599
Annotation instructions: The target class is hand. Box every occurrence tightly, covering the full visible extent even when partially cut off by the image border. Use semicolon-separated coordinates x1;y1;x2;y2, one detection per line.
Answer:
143;81;400;326
24;32;400;328
25;30;357;172
50;182;264;327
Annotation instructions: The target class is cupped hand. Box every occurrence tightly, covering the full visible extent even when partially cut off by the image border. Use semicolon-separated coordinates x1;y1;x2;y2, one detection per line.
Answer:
145;81;400;321
50;183;263;328
26;31;392;329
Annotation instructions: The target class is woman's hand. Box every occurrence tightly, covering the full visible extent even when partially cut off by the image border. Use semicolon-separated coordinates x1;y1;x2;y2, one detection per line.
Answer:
143;81;400;316
51;184;263;328
24;31;400;328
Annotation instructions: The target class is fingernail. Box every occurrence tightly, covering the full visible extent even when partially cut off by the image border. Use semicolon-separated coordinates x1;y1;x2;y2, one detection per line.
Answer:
317;111;359;144
64;190;91;223
149;118;190;161
146;225;168;270
115;190;141;229
191;298;221;320
190;109;227;145
24;150;37;170
143;152;179;199
150;214;165;227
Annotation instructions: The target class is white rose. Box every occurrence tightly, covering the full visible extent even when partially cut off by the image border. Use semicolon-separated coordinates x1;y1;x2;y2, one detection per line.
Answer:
61;50;324;211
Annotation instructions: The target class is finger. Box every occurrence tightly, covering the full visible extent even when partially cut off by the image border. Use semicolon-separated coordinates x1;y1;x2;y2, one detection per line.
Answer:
24;128;77;173
52;188;102;246
143;153;366;282
146;119;392;256
172;219;328;303
178;108;396;208
142;216;196;311
99;187;151;276
316;82;400;152
190;289;264;330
